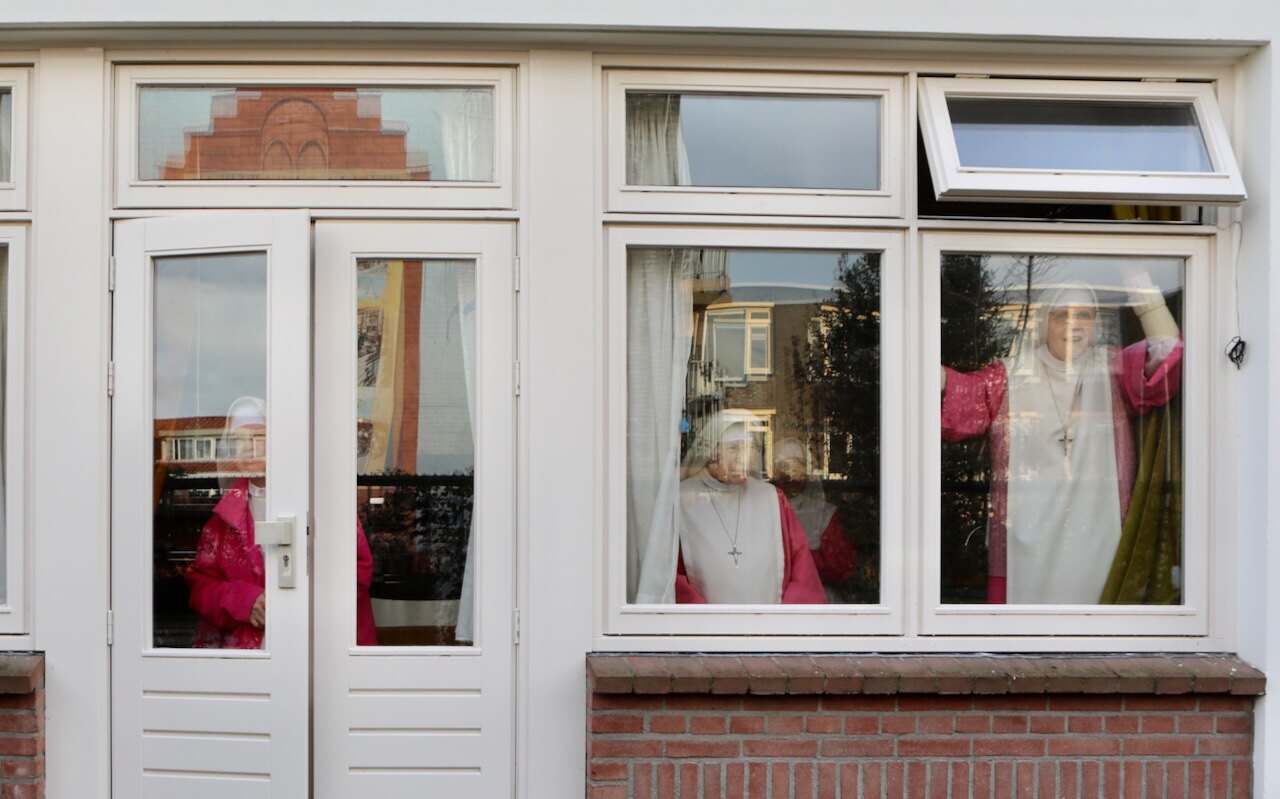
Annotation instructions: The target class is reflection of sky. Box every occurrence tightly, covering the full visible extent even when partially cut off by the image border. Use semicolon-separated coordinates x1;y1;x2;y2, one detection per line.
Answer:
726;250;848;301
979;254;1183;304
677;95;879;190
137;87;492;180
154;253;266;419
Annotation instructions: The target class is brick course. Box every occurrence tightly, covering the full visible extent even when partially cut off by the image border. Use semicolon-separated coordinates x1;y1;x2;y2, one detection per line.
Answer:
0;655;43;799
587;655;1261;799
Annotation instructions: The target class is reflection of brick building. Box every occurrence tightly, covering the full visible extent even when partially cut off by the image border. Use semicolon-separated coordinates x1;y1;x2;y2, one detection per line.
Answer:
162;88;428;180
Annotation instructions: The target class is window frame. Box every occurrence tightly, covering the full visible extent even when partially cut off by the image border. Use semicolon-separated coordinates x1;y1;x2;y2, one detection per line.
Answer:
605;70;904;217
917;77;1246;205
0;226;27;633
0;68;30;212
919;230;1216;637
605;224;906;637
114;63;515;209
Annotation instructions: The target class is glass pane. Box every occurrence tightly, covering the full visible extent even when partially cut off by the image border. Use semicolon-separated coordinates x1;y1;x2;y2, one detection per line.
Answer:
748;325;770;371
627;248;880;605
939;254;1184;606
356;259;477;646
138;86;495;182
947;97;1213;173
0;92;11;184
625;92;879;190
0;247;7;605
152;253;267;648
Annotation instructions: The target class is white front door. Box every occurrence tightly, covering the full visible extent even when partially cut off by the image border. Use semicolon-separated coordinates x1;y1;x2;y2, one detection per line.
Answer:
312;221;516;798
111;213;312;797
111;215;516;798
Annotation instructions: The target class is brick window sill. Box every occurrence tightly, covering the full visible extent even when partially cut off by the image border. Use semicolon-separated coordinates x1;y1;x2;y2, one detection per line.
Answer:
586;654;1265;697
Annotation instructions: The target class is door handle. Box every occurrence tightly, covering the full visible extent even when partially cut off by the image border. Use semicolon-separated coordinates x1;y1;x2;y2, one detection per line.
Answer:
256;515;297;588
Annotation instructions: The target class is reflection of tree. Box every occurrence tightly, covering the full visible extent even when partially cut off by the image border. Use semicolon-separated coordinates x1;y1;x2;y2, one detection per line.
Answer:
938;254;1011;602
798;252;881;602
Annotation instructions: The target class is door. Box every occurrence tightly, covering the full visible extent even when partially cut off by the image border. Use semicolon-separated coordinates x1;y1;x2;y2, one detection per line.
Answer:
111;215;516;797
312;221;516;797
111;213;312;797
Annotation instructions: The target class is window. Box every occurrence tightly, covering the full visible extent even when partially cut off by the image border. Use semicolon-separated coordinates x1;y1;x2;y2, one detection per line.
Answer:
607;70;904;216
0;69;29;211
603;68;1232;648
0;228;26;633
918;78;1245;205
116;64;514;208
609;227;904;636
704;306;772;383
921;231;1213;637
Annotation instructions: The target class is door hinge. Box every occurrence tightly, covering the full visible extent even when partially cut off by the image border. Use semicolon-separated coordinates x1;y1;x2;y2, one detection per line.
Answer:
107;361;115;398
106;609;114;646
513;608;521;646
108;256;116;293
513;255;521;293
514;360;521;397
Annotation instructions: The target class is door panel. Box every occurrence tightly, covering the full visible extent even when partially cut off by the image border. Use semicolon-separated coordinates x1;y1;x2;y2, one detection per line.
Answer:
112;213;311;797
313;221;515;798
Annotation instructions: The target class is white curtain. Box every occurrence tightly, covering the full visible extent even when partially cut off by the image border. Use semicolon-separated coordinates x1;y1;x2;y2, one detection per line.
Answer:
452;264;479;643
439;89;494;182
626;93;691;186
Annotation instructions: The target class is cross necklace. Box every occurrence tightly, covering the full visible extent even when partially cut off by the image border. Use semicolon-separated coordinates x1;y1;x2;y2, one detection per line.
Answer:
707;484;745;567
1045;348;1089;465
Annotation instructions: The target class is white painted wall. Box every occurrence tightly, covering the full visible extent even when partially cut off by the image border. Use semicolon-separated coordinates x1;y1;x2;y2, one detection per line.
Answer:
28;48;111;799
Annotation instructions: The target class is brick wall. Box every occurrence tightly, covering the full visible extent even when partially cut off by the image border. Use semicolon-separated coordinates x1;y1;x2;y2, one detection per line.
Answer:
0;655;43;799
586;654;1263;799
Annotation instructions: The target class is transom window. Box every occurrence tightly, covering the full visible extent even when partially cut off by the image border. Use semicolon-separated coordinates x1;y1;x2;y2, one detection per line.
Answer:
115;64;514;209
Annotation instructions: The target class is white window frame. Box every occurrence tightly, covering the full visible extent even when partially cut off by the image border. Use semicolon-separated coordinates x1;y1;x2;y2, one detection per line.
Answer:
918;77;1246;205
0;227;27;633
920;230;1216;637
0;69;30;212
606;225;905;637
606;70;904;217
114;64;515;209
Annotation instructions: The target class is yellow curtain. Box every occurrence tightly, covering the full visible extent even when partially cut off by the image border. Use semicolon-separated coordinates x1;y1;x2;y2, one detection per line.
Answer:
364;262;404;473
1099;403;1182;604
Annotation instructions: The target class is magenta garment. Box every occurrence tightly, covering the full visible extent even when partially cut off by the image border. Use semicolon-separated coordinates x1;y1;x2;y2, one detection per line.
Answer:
186;478;379;647
675;486;827;604
811;512;858;585
940;340;1183;604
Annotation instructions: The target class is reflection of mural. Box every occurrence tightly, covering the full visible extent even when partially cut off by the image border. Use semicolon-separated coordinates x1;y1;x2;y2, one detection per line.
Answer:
161;87;429;181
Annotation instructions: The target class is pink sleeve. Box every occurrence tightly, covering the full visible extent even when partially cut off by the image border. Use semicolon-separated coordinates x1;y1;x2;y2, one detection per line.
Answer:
1116;339;1182;414
810;512;857;584
356;518;374;591
674;549;708;604
987;575;1007;604
778;489;827;604
354;518;379;646
185;519;262;629
941;363;1007;442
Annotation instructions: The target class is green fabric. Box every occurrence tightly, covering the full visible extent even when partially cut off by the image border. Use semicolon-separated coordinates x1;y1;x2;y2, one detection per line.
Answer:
1100;402;1182;604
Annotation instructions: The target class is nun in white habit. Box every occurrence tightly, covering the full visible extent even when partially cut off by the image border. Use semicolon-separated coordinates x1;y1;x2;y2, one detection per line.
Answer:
940;276;1183;604
675;411;826;604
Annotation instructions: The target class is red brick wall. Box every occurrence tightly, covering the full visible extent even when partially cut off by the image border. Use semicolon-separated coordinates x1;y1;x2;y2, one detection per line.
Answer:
586;655;1261;799
0;655;43;799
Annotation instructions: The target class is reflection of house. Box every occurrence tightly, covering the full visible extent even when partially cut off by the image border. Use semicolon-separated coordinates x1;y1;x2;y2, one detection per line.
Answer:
154;415;264;481
162;88;429;181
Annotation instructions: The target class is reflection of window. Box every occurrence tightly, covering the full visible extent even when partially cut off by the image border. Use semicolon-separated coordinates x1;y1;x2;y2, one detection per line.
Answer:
166;436;218;462
704;306;771;383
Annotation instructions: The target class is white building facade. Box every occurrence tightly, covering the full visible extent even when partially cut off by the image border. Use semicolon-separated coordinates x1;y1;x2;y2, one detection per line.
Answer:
0;2;1276;796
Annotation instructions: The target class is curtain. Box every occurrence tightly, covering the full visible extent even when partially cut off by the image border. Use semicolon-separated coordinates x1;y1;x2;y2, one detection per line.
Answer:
626;94;691;186
1099;402;1182;604
627;251;694;603
440;89;494;182
452;264;479;642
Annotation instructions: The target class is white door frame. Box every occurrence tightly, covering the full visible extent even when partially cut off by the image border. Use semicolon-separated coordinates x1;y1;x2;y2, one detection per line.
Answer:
110;212;312;797
312;220;517;798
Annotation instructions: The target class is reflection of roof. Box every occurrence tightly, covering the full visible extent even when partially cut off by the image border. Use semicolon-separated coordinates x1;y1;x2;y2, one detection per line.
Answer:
155;416;225;434
720;285;834;305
